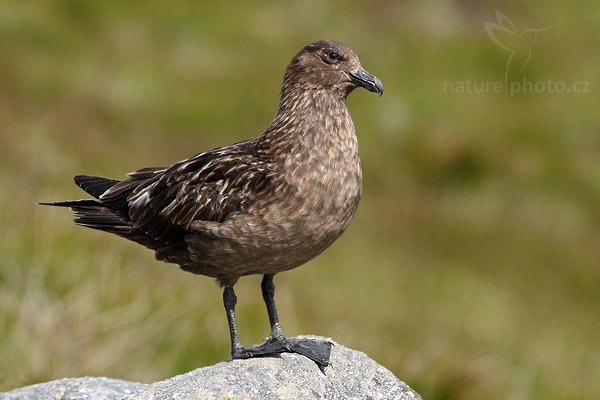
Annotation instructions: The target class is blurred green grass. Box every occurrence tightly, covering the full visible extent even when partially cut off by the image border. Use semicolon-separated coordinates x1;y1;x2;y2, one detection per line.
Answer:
1;1;599;399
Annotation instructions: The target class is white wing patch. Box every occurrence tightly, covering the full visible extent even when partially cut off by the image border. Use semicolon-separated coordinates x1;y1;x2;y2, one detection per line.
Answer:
131;191;151;208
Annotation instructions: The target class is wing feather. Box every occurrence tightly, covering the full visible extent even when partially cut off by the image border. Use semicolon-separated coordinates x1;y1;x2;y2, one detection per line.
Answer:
99;140;274;245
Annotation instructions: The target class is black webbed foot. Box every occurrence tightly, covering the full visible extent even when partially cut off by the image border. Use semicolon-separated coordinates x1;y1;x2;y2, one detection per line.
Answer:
232;336;332;367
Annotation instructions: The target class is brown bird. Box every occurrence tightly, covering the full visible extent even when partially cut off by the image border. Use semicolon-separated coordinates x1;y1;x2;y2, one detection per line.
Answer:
42;39;383;366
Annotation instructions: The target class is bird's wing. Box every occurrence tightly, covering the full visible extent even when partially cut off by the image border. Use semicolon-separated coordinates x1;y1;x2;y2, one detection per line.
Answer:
100;140;274;243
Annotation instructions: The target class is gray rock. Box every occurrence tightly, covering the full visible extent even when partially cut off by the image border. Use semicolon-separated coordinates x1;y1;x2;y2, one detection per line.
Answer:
0;377;147;400
1;337;421;400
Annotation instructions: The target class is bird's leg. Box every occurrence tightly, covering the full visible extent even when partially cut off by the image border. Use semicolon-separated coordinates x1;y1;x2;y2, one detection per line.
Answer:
225;275;332;367
261;273;286;342
223;285;243;356
233;274;333;367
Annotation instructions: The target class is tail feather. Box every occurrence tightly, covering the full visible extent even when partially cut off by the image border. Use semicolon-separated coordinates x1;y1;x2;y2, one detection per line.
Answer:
38;199;103;207
70;204;130;230
41;199;127;228
40;199;160;250
74;204;160;250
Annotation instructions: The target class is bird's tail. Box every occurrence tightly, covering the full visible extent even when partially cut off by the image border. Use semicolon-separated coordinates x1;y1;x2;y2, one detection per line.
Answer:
39;175;160;250
40;198;130;231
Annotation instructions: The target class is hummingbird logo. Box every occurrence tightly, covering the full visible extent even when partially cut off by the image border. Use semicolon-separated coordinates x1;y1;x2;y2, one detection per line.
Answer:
484;11;559;91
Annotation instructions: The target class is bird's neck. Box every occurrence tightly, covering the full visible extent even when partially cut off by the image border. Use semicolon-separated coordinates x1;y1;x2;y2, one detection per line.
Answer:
258;86;362;224
261;87;354;146
259;84;361;196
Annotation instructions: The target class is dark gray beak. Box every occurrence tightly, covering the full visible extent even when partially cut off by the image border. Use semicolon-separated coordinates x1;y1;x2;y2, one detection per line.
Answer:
348;67;383;96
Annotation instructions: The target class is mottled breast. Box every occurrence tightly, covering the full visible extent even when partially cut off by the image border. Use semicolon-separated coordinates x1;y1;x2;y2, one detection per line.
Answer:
185;100;362;282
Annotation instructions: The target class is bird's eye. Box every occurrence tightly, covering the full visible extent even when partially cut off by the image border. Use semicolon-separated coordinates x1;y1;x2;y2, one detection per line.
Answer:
320;49;343;64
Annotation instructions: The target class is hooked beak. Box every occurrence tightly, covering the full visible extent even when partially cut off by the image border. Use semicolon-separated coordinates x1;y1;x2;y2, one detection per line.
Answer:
348;66;383;96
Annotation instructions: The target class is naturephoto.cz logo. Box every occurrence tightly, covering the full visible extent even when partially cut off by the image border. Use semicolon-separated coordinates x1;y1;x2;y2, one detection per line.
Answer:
443;10;591;96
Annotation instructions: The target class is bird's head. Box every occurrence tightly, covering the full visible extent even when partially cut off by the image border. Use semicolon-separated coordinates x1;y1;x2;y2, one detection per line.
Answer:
283;39;383;99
